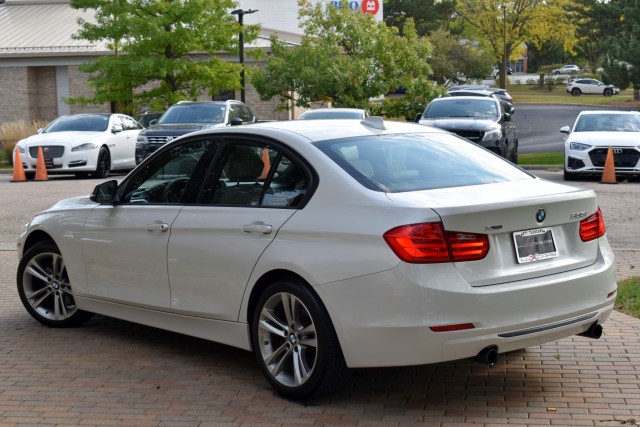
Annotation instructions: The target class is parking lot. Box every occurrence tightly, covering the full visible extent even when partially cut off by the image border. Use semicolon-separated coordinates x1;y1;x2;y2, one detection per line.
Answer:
1;171;639;426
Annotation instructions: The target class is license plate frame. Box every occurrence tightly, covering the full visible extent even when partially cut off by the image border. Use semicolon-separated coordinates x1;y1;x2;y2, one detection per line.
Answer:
513;227;558;264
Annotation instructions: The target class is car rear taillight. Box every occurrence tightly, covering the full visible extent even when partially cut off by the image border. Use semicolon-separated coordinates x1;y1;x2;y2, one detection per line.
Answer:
383;222;489;263
579;208;606;242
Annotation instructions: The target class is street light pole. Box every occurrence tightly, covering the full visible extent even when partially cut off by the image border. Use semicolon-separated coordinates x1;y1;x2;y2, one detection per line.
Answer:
501;4;507;90
231;8;258;103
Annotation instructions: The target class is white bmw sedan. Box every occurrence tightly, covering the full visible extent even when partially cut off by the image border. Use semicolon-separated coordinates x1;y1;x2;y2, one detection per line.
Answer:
17;118;616;399
13;113;142;179
561;110;640;179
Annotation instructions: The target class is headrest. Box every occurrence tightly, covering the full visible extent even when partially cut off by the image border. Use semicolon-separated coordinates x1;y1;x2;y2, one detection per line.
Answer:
224;147;264;182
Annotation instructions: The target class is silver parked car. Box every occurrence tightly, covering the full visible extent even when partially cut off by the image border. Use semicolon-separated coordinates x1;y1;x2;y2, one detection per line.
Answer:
17;118;616;399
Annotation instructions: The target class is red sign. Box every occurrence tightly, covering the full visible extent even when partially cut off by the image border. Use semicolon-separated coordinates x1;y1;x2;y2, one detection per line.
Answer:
362;0;380;15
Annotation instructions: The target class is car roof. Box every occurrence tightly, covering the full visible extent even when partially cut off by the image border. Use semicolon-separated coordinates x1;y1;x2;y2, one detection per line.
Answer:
190;117;448;143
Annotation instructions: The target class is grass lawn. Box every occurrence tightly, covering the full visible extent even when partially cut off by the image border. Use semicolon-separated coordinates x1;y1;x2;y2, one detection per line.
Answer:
615;276;640;318
518;152;563;166
508;83;639;106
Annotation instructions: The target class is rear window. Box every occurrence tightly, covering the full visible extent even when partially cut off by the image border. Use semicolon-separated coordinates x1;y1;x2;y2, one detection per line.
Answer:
314;133;532;192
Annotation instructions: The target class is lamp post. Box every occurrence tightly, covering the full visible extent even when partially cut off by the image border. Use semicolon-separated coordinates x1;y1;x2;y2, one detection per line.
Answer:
501;4;507;89
231;8;258;103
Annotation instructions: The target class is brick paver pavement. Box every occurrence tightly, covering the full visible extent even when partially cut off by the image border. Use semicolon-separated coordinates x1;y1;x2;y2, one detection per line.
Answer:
1;247;639;426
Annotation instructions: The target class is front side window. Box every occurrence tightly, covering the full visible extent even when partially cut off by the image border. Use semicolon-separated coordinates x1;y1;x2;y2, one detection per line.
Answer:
120;139;210;204
315;133;532;192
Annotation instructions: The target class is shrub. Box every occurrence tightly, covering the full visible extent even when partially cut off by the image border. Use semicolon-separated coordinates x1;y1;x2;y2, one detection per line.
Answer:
0;120;48;166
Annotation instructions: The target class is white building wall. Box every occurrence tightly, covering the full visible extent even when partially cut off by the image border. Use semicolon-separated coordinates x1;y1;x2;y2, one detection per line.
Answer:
237;0;383;34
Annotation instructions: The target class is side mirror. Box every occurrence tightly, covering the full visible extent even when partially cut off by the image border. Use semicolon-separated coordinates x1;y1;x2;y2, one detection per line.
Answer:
36;128;44;134
90;180;119;204
503;113;512;122
414;113;422;122
230;118;244;126
560;126;571;134
112;124;124;133
149;119;158;126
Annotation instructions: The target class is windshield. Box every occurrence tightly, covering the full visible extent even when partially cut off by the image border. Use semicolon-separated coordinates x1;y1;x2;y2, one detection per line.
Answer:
44;115;109;133
575;114;640;132
423;99;499;120
159;104;226;124
314;133;532;192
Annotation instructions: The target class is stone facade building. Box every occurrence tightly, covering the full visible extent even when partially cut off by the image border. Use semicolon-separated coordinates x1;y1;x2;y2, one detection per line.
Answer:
0;0;319;125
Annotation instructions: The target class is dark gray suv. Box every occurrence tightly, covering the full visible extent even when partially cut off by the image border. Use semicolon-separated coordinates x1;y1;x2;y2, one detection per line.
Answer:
135;100;256;164
417;96;518;163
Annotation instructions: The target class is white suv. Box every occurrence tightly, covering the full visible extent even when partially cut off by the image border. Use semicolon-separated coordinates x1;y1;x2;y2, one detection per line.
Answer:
566;78;620;97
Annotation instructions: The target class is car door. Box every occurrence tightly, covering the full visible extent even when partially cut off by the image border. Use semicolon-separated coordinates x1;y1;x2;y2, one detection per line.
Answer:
81;138;212;308
107;115;139;170
582;79;599;95
167;137;312;320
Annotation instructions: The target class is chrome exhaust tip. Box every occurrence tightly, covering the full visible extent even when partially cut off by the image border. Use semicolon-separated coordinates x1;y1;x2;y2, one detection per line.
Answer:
475;346;498;366
578;322;603;339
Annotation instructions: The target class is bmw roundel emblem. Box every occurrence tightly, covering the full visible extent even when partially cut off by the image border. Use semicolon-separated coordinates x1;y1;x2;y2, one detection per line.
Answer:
536;208;546;223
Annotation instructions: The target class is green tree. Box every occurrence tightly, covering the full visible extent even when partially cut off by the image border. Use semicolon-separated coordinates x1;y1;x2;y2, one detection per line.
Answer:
384;0;456;36
574;0;639;98
455;0;580;88
428;30;495;83
68;0;258;114
251;0;440;119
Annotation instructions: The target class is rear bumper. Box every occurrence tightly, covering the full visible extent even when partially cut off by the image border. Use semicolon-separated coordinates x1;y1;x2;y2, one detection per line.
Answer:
316;239;616;368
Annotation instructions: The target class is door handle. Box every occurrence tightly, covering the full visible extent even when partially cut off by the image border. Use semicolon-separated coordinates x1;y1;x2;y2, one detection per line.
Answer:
242;224;273;234
146;223;169;232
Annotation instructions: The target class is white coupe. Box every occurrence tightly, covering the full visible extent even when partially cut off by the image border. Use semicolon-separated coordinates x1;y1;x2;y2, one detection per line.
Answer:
13;113;142;179
17;117;616;399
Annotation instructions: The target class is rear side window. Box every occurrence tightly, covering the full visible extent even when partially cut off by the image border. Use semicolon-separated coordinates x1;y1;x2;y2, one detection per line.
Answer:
314;133;532;192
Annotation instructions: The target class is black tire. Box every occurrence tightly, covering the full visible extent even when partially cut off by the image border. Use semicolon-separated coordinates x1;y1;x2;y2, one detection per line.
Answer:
571;88;581;96
25;172;35;181
510;144;519;165
563;169;577;181
93;147;111;179
17;240;93;328
604;89;613;97
251;277;349;400
74;172;90;179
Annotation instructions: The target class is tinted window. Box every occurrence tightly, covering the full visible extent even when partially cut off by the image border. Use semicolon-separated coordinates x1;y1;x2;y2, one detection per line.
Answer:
314;133;532;192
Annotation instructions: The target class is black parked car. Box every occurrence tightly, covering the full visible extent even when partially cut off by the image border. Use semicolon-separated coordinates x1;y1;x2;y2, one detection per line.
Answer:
417;96;518;163
135;100;256;164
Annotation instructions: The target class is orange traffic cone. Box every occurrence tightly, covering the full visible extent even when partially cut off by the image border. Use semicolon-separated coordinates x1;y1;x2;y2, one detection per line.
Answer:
600;146;617;184
259;148;271;179
34;147;48;181
11;147;27;182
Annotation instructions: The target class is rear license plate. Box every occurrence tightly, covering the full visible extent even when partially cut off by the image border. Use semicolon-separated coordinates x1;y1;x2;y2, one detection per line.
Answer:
513;228;558;264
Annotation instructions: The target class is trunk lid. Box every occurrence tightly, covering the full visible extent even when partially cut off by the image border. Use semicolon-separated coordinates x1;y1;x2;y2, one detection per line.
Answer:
386;179;601;287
